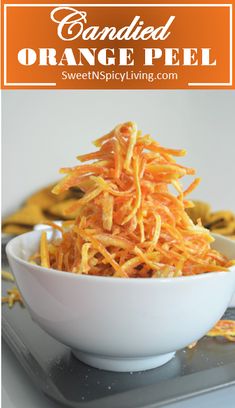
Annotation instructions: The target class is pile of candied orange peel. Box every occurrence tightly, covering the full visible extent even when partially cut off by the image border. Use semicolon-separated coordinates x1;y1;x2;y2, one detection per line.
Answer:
35;121;234;278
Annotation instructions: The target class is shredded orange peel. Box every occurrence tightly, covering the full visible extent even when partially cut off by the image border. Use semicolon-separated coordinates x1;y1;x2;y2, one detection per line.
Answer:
33;121;233;278
207;319;235;342
188;320;235;348
2;287;23;308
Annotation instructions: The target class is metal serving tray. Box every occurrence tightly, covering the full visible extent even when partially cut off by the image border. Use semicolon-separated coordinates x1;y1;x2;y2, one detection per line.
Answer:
2;249;235;408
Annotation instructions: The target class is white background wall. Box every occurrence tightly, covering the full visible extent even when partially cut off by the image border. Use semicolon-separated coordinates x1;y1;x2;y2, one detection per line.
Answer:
2;90;235;216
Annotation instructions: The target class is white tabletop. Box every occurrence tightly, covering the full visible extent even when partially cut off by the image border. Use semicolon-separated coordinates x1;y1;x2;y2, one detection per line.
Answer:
2;340;235;408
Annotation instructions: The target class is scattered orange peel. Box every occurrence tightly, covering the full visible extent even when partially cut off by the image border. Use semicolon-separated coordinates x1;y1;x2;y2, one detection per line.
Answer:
2;287;23;308
1;271;15;282
188;319;235;348
207;319;235;342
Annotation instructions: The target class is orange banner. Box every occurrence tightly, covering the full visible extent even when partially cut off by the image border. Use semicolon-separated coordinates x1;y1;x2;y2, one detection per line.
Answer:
1;0;234;89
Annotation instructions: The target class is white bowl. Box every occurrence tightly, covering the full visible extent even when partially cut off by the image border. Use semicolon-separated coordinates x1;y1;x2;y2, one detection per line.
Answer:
6;231;235;372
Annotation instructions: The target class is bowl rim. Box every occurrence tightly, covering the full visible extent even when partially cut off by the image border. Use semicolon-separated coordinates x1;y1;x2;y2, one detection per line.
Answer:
6;230;235;284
